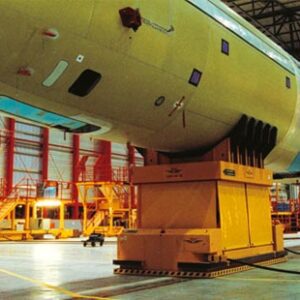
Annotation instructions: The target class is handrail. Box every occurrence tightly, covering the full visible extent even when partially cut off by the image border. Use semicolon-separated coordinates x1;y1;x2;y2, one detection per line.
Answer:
86;211;104;230
0;177;76;203
81;165;129;183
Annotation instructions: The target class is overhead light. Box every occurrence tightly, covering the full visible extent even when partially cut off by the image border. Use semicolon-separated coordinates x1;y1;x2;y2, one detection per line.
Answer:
36;199;61;207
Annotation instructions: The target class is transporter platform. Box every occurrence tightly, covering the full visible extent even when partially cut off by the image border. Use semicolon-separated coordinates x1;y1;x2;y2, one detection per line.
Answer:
114;117;286;278
114;160;285;277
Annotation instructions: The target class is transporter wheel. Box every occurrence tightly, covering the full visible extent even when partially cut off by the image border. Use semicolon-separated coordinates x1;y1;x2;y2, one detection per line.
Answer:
100;240;104;246
91;241;96;247
83;241;87;247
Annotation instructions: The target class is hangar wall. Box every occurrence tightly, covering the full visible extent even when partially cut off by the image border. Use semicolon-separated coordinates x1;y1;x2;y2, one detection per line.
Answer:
0;116;143;217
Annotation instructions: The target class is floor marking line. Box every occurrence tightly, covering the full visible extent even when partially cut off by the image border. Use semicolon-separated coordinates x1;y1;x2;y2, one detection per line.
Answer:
0;268;113;299
218;277;300;283
78;277;173;296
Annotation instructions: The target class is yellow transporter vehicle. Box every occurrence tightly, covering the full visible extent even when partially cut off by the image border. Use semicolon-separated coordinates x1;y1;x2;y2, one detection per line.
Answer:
1;0;300;276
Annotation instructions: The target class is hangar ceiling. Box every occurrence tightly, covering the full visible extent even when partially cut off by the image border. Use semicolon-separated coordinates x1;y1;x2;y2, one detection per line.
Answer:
222;0;300;60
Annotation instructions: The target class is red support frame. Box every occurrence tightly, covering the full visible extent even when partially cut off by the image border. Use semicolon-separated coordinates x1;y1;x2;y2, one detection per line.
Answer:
127;143;136;209
72;134;80;219
41;128;49;181
42;127;49;218
94;140;112;181
5;118;15;195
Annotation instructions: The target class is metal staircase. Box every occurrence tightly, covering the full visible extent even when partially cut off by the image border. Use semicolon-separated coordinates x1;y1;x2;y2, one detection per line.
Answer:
78;180;130;236
76;157;132;236
85;210;105;236
0;190;19;223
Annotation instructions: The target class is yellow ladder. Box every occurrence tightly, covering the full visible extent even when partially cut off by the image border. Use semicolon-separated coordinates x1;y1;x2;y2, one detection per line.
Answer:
0;198;19;223
84;211;105;236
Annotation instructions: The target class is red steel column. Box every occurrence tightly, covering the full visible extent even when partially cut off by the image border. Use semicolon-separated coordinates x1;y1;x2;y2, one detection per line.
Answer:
42;128;49;218
72;134;80;219
95;140;112;181
41;128;49;181
5;118;15;195
127;143;136;209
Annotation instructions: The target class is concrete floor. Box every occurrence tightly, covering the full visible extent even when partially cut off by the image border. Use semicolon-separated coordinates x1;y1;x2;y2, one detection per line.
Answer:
0;238;300;299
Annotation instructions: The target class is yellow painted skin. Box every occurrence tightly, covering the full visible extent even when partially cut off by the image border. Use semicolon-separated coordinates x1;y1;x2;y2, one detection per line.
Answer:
0;0;299;171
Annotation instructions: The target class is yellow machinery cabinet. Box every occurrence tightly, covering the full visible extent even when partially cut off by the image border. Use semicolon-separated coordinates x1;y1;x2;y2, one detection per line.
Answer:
114;161;286;277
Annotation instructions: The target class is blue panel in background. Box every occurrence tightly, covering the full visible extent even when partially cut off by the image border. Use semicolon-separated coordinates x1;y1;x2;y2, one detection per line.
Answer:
0;96;84;130
288;152;300;172
0;96;101;132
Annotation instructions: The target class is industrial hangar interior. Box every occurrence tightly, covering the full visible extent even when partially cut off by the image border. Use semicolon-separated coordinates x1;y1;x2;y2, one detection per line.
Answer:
1;0;300;299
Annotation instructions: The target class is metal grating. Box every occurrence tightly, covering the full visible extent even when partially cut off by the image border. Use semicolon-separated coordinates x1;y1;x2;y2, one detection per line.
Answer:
114;256;288;278
222;0;300;60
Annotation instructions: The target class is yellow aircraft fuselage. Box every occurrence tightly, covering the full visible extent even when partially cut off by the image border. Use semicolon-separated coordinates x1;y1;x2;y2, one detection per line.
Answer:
0;0;299;171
